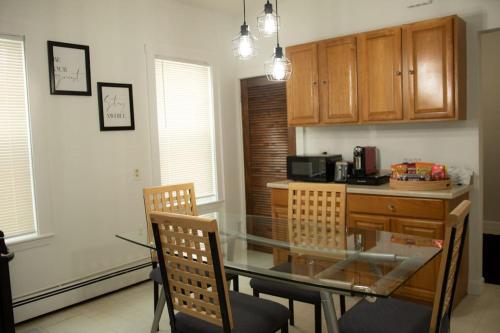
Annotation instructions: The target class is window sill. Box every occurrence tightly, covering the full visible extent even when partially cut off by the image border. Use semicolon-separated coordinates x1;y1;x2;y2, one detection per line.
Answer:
5;233;55;252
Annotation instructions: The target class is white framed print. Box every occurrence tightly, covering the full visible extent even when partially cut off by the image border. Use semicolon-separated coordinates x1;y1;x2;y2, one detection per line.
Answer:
47;41;92;95
97;82;135;131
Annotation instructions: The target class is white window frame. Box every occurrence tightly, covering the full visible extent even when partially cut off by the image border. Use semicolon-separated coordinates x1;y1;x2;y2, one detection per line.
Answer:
0;34;39;242
145;45;225;208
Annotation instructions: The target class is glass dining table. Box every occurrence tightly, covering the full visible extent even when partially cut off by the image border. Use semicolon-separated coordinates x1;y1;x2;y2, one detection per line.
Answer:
116;212;442;333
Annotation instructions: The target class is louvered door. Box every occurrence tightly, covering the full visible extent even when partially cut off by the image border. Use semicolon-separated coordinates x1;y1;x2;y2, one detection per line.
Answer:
241;76;294;217
241;77;294;251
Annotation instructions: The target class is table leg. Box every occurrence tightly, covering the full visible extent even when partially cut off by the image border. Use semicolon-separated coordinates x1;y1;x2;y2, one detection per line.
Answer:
320;290;341;333
150;286;166;333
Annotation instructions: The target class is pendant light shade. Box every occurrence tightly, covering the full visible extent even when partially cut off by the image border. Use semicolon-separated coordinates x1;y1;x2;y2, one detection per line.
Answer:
265;0;291;81
257;1;279;37
265;45;291;81
232;24;257;59
233;0;257;60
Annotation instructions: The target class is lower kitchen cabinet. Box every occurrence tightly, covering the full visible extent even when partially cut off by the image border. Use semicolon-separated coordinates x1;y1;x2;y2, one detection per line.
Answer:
269;187;469;306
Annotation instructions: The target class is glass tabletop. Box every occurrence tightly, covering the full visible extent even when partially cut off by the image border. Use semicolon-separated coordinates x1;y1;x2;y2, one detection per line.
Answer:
116;212;442;298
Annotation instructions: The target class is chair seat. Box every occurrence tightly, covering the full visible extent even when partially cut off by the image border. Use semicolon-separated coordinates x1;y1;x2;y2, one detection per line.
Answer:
338;297;432;333
150;267;238;285
249;262;321;303
175;291;290;333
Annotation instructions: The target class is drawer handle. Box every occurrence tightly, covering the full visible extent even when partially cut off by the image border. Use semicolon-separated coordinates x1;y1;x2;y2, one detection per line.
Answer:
388;204;396;211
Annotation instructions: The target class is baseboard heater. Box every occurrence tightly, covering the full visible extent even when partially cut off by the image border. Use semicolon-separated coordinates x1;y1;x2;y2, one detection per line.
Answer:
13;262;151;308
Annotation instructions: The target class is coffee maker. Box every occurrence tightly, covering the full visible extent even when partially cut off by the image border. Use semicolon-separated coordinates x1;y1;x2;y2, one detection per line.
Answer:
349;146;389;185
353;146;377;177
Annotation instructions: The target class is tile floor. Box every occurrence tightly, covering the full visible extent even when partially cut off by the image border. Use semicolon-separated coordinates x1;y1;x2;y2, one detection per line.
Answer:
15;278;500;333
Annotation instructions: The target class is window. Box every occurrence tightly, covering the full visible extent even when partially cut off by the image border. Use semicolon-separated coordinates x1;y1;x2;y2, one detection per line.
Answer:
0;35;37;238
154;58;218;204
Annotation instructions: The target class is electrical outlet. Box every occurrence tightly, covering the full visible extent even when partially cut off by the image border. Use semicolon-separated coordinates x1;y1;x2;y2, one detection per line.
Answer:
133;168;141;180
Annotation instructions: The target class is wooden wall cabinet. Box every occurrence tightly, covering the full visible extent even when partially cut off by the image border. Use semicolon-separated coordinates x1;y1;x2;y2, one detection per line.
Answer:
286;43;320;126
318;36;359;123
285;15;466;126
270;188;469;306
358;28;403;122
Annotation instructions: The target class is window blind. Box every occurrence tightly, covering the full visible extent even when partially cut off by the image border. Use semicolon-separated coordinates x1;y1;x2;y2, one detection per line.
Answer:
154;58;218;203
0;36;37;238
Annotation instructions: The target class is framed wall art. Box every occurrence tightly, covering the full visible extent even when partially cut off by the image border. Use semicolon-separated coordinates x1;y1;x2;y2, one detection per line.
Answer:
97;82;135;131
47;41;92;95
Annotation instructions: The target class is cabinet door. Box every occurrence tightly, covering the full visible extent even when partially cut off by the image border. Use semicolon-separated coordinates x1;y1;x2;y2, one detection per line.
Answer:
393;218;444;303
348;213;391;231
405;17;454;120
358;28;403;122
318;36;358;123
286;43;320;126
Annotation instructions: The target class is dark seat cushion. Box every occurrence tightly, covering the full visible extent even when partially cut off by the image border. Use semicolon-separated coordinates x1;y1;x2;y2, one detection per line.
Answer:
150;267;238;285
339;297;432;333
149;267;162;283
175;291;289;333
249;262;321;303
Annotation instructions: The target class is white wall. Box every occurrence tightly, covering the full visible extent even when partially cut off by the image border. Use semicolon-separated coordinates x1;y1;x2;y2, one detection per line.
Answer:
0;0;242;322
480;29;500;234
235;0;500;295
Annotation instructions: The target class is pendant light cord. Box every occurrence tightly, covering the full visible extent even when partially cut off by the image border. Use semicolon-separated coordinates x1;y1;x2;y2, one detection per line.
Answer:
243;0;247;25
276;0;280;47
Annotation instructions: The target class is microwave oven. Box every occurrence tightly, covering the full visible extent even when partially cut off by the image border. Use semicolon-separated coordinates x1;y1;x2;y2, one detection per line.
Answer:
287;155;342;182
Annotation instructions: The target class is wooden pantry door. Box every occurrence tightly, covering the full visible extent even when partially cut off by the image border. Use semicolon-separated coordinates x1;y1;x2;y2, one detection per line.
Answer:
241;76;295;218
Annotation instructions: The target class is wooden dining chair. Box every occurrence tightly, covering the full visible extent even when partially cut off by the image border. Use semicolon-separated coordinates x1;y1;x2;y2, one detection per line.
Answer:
338;200;471;333
150;212;290;333
250;183;348;333
143;183;238;329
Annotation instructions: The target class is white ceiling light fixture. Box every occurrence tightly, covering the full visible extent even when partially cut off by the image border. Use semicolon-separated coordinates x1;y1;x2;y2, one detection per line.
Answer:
264;0;291;81
407;0;433;8
257;0;279;37
232;0;257;60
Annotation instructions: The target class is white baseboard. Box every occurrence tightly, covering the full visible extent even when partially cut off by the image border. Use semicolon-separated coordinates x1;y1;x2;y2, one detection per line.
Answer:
484;220;500;235
14;260;150;323
468;277;485;296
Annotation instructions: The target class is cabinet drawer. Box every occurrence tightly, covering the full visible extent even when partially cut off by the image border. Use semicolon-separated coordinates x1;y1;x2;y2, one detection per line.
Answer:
349;213;391;231
348;194;445;220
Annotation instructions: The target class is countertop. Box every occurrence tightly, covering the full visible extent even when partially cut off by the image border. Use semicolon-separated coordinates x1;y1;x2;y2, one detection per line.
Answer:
267;180;471;200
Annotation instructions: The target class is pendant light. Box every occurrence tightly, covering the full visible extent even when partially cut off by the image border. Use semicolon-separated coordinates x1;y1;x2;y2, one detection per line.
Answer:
265;0;291;81
257;0;279;37
232;0;257;60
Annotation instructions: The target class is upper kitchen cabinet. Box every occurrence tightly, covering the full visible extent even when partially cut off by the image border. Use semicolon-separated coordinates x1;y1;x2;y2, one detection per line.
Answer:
318;36;359;124
285;15;466;126
358;28;403;122
404;16;466;120
286;43;320;126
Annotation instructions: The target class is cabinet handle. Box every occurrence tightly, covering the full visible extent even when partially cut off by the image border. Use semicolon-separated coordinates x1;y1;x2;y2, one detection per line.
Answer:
409;69;415;75
322;80;327;84
313;81;318;85
395;70;402;76
388;204;396;211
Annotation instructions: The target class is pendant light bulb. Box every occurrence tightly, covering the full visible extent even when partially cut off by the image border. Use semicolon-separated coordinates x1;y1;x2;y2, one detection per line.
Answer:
233;24;257;60
265;46;292;81
264;0;291;81
257;1;279;37
233;0;257;60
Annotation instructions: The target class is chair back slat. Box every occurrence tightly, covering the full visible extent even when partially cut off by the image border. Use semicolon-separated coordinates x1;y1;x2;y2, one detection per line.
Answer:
150;212;233;331
429;200;471;333
143;183;198;258
288;183;347;249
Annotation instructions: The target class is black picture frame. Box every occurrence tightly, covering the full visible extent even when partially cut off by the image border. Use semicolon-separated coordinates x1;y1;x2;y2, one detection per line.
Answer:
97;82;135;131
47;41;92;96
